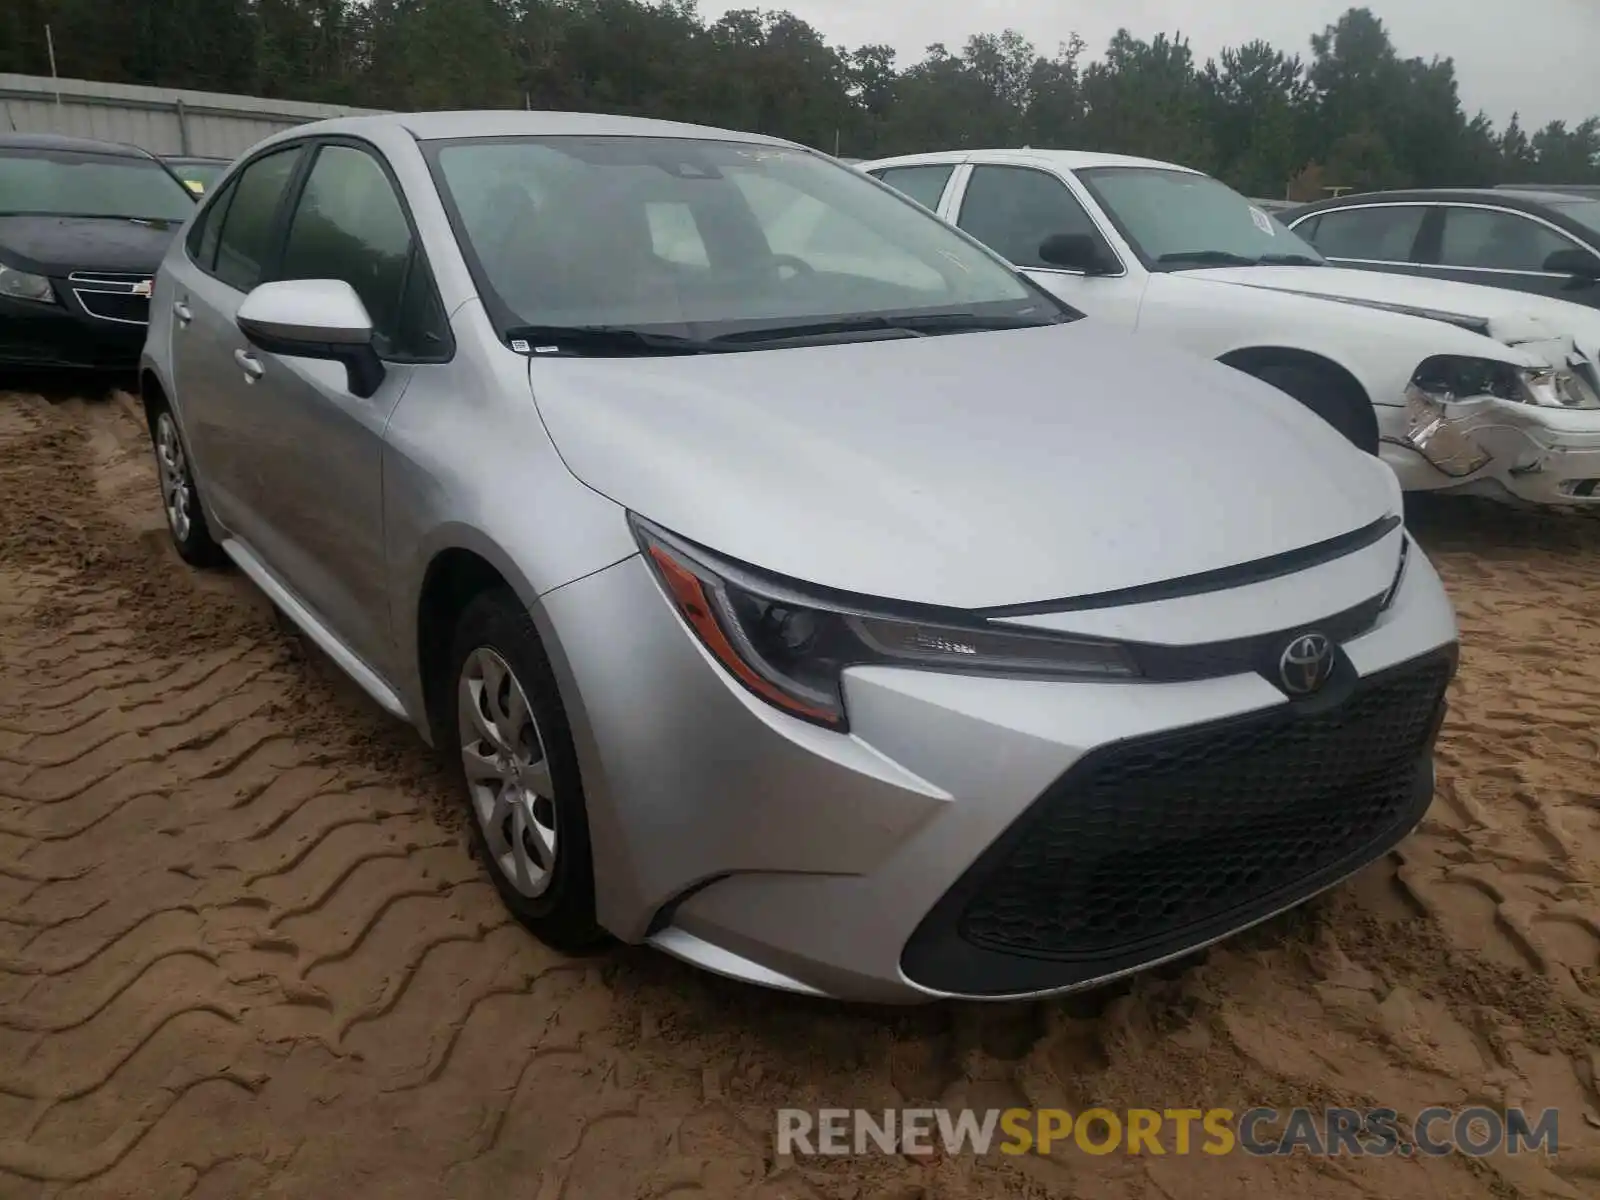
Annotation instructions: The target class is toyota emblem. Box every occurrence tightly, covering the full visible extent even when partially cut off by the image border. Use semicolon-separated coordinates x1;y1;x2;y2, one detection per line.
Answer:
1278;632;1335;696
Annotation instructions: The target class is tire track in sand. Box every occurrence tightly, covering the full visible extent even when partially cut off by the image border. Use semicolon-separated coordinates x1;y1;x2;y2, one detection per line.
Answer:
1;390;1596;1200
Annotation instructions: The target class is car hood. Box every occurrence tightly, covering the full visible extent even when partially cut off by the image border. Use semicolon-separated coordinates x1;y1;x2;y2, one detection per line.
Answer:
528;321;1397;609
1184;264;1600;361
0;214;186;276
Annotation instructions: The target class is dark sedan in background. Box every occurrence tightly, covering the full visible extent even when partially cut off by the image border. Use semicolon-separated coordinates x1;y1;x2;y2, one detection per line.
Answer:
1284;187;1600;310
0;132;196;370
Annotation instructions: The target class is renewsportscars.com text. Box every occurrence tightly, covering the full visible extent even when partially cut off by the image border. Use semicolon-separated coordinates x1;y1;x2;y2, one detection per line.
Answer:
776;1106;1560;1159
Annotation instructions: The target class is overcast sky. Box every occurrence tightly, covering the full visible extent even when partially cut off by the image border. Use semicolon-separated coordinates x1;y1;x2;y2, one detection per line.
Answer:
700;0;1600;132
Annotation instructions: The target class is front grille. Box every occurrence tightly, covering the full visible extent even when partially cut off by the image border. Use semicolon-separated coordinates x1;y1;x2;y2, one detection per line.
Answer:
901;649;1454;995
75;290;150;324
69;272;153;326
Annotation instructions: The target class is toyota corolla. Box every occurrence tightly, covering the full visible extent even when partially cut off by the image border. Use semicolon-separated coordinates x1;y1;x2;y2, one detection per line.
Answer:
139;112;1460;1002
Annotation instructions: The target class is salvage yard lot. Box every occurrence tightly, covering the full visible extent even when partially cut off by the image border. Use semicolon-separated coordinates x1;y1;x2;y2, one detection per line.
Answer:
1;388;1597;1200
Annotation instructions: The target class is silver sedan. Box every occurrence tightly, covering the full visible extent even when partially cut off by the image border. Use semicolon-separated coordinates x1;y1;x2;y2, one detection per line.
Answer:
139;111;1460;1003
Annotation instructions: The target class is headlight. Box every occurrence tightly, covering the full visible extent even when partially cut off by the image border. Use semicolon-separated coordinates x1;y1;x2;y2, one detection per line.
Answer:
631;515;1139;731
0;262;55;304
1411;353;1600;410
1520;364;1600;409
1409;355;1522;402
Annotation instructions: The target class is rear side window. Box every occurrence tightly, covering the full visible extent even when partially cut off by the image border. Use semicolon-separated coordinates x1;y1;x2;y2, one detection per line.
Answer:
213;146;302;293
1302;206;1426;262
185;178;236;270
874;164;955;212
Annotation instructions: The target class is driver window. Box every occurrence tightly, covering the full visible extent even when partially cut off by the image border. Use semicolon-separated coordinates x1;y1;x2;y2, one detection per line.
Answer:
277;144;429;358
1437;207;1577;273
958;166;1105;270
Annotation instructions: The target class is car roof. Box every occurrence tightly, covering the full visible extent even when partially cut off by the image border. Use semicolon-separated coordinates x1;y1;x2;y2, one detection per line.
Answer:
0;131;156;159
162;154;230;164
859;148;1202;174
1287;187;1600;216
250;110;800;149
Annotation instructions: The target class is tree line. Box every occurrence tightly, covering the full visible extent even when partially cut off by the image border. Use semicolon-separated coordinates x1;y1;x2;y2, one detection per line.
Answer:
3;0;1597;197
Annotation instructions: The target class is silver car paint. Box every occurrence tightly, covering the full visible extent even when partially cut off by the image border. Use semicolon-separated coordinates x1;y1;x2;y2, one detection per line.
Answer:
529;321;1396;608
143;111;1461;1003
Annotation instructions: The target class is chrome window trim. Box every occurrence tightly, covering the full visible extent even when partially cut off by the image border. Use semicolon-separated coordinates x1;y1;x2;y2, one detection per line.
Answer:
1290;199;1598;278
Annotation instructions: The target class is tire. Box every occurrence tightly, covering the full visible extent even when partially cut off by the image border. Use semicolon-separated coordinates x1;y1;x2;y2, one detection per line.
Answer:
149;404;226;567
441;587;606;953
1248;362;1380;456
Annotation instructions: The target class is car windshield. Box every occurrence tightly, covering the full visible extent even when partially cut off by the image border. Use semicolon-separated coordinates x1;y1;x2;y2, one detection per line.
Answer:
0;148;195;221
427;135;1063;346
1549;199;1600;239
169;160;226;195
1076;166;1326;271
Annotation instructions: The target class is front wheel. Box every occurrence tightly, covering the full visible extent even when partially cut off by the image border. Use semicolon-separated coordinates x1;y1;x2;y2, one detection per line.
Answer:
1248;363;1379;456
443;588;606;952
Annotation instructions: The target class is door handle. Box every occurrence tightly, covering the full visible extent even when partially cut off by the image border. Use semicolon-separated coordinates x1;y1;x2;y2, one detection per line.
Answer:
233;348;265;382
173;300;192;324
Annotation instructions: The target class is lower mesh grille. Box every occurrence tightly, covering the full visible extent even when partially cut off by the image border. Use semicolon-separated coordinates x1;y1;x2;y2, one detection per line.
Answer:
902;648;1454;994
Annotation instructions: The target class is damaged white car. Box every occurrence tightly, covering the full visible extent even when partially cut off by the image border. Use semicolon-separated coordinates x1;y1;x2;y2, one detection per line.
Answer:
859;149;1600;507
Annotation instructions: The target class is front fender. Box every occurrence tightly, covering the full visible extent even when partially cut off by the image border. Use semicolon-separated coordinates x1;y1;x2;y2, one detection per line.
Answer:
1141;273;1543;408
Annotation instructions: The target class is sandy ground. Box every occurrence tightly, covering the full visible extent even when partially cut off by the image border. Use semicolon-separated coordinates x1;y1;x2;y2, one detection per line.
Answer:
0;387;1597;1200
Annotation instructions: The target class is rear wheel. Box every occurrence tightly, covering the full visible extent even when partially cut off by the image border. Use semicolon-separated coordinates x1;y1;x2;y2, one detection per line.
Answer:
1247;362;1379;456
442;588;605;952
150;407;225;567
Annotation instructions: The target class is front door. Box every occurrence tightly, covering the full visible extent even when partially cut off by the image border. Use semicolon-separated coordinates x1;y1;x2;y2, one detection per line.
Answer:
947;163;1147;329
237;139;452;679
1424;204;1600;308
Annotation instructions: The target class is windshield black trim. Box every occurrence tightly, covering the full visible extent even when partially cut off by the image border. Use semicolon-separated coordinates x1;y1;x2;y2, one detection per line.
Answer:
977;515;1403;617
420;133;1080;352
1074;165;1327;274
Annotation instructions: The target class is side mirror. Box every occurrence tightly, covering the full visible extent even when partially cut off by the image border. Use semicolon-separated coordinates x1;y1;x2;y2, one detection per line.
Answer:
1037;232;1117;275
236;279;386;398
1542;248;1600;283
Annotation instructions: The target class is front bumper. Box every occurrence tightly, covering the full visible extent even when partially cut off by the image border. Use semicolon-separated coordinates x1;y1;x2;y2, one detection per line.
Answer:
540;525;1459;1003
1380;390;1600;506
0;274;151;370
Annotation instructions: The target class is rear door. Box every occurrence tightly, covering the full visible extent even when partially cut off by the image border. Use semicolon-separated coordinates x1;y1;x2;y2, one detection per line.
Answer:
1288;203;1433;280
167;141;307;544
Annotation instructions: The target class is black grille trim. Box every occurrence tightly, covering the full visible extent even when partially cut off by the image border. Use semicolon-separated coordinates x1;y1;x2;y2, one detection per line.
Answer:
900;645;1456;997
1121;593;1384;685
979;515;1402;617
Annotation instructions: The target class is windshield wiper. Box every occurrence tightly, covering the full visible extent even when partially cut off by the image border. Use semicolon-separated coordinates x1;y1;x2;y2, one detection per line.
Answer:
891;310;1066;333
1254;253;1324;267
1157;250;1258;266
709;310;1061;346
709;315;919;346
505;324;721;357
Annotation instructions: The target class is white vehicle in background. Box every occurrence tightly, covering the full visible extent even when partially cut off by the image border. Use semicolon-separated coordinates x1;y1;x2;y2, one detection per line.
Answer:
859;149;1600;507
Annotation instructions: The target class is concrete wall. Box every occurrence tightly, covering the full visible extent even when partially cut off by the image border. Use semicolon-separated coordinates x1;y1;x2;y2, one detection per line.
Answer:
0;72;384;160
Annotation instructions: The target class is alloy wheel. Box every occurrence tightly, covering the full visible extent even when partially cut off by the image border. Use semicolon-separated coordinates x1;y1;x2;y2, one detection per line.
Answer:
457;646;559;898
154;412;193;544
